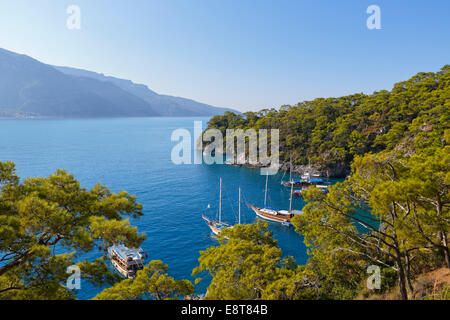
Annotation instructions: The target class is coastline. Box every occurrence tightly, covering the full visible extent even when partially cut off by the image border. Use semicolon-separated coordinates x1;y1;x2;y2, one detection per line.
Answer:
224;160;350;179
197;146;350;178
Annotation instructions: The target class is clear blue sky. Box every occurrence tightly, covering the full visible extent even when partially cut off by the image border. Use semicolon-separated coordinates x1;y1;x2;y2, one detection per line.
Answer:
0;0;449;112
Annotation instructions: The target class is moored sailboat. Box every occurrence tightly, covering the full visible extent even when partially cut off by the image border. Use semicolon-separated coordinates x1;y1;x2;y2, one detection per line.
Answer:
248;173;302;226
202;178;242;236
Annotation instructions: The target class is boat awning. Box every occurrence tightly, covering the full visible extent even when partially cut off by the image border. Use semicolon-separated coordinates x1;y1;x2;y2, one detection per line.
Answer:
111;244;142;260
289;210;303;215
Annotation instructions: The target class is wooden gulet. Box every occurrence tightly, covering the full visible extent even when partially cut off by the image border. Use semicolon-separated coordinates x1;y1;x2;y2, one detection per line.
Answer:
203;178;241;236
247;172;302;226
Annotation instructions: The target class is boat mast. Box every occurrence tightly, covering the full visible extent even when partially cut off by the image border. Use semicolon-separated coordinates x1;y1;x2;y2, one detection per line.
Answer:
238;187;241;225
289;182;293;211
264;172;268;207
289;154;293;211
289;154;292;182
219;178;222;223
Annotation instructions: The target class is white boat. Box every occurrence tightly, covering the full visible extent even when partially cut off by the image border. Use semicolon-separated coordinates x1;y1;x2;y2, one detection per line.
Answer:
293;184;328;197
316;185;329;193
107;244;146;278
280;156;326;188
248;173;302;226
202;178;242;236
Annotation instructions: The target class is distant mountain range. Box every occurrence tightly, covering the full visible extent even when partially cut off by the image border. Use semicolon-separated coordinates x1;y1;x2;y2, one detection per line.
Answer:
0;48;237;118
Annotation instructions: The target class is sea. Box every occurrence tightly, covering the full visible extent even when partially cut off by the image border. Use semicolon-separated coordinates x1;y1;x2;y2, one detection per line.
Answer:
0;117;330;299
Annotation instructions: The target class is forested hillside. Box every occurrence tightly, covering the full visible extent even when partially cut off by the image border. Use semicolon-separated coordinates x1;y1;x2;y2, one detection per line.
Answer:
196;65;449;300
204;65;449;177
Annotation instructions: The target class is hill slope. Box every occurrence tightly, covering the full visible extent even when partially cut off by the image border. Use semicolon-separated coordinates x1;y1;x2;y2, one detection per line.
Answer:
0;48;236;118
0;48;159;118
203;65;450;177
54;66;236;117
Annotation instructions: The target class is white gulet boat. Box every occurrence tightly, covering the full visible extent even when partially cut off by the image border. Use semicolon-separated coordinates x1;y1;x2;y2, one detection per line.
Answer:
202;178;242;236
248;173;302;226
107;244;146;278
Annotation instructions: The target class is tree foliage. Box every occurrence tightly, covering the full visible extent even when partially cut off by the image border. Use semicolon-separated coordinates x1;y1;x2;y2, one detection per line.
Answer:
0;163;145;299
204;66;450;175
94;260;194;300
193;221;318;300
200;66;449;300
293;146;449;300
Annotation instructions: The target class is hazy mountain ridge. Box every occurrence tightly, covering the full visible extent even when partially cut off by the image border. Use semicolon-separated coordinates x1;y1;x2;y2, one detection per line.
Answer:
54;65;235;116
0;48;236;118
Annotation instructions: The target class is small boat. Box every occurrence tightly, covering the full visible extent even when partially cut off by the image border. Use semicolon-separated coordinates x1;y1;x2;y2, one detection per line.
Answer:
282;173;325;187
280;156;326;188
203;178;242;236
281;180;302;187
292;184;328;197
107;244;145;278
316;185;329;193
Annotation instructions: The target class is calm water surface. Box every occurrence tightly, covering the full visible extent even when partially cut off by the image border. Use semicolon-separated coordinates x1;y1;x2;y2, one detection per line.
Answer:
0;117;325;299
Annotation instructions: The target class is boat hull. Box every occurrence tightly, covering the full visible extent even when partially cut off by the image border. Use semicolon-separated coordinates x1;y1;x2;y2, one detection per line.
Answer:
247;204;292;225
208;222;233;236
203;214;233;236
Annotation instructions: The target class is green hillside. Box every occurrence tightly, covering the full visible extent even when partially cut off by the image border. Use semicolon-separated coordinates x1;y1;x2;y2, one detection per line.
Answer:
204;65;449;177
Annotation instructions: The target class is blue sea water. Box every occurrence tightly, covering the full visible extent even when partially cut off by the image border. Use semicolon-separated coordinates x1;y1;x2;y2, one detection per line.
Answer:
0;117;320;299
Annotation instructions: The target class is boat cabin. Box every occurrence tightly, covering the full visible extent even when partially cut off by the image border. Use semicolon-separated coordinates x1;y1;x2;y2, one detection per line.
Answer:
108;244;145;278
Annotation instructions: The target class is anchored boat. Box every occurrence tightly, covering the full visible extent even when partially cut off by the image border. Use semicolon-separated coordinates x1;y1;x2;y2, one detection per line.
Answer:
247;204;301;225
292;184;329;197
315;184;329;193
248;173;302;226
107;244;146;278
202;178;242;236
281;173;325;187
280;156;325;188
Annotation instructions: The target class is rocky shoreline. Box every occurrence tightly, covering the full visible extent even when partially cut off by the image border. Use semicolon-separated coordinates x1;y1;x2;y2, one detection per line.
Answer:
225;160;350;179
196;137;350;178
199;150;349;179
